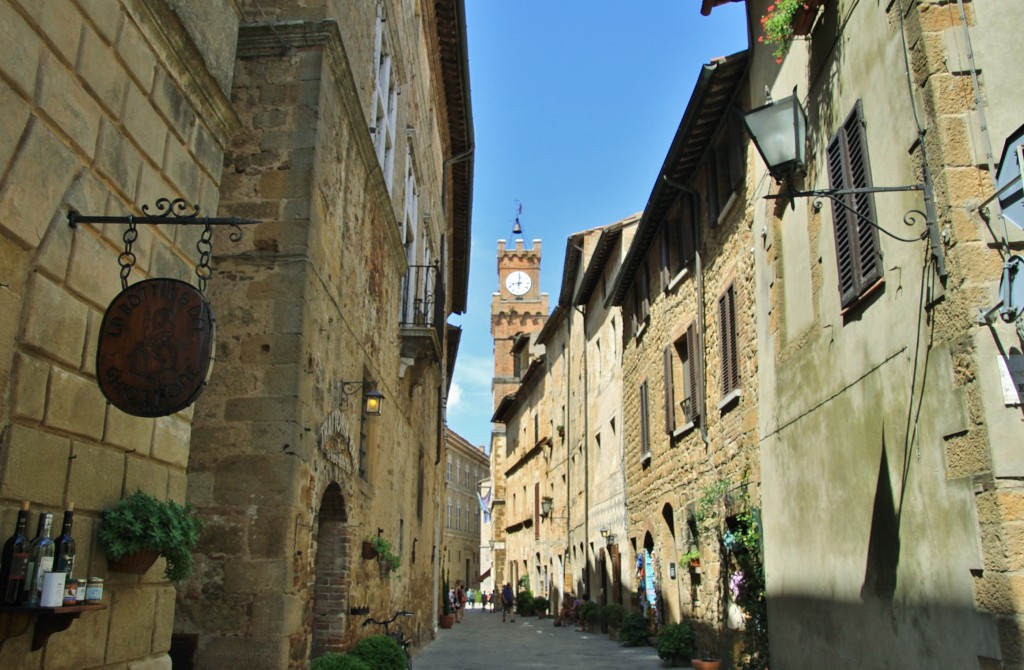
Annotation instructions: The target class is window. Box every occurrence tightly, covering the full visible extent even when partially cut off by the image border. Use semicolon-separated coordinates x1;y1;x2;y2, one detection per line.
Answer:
718;283;740;397
631;265;650;337
371;3;398;189
661;195;697;287
639;380;651;463
447;498;452;529
707;118;746;225
446;456;451;482
827;101;882;309
665;322;701;433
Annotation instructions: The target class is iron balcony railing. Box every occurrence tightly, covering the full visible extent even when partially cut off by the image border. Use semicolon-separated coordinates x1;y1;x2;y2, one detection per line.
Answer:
400;264;444;343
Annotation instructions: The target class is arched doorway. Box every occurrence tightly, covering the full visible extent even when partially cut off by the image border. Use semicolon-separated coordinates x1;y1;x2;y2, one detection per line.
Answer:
312;483;348;657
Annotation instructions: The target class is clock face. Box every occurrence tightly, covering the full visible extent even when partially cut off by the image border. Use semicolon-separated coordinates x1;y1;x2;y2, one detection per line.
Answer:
505;270;532;296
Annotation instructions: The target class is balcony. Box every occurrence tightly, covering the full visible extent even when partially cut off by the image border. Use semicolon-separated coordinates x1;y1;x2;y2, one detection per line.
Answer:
400;264;444;373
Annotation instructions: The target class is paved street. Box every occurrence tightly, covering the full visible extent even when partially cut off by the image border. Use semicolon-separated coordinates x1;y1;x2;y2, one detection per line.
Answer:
412;606;670;669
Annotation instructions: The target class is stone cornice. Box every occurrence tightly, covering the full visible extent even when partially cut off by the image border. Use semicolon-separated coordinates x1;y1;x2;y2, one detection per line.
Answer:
124;0;242;145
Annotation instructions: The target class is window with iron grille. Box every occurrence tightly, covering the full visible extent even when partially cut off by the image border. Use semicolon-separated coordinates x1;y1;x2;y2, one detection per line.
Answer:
639;379;651;462
665;322;701;433
718;283;740;397
827;101;882;309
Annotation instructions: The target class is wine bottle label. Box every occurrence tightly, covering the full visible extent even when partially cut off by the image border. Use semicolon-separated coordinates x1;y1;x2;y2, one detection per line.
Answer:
56;553;75;575
35;556;54;591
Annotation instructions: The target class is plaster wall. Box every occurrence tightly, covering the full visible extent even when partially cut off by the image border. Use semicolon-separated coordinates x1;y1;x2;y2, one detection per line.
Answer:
748;0;1017;666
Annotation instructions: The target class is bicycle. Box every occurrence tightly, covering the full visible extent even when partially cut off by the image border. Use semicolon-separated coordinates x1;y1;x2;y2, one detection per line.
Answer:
363;610;414;669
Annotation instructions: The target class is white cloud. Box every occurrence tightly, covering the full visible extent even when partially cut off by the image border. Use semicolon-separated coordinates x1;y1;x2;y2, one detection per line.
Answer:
447;382;463;409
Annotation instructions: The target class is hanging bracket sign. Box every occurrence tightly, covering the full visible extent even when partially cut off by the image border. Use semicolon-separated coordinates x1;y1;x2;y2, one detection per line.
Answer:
96;278;215;417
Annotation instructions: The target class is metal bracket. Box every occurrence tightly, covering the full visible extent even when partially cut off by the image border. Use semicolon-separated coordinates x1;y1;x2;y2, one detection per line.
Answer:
67;197;260;241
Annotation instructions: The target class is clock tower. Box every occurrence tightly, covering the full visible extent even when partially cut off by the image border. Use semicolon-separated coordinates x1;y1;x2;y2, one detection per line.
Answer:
489;238;547;590
491;238;548;410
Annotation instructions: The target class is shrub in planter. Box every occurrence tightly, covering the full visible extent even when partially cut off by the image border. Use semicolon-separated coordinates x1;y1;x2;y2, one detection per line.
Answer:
600;603;625;628
516;588;535;616
619;612;650;647
98;489;204;581
311;653;370;670
532;595;549;616
578;601;600;629
656;622;696;665
351;635;407;670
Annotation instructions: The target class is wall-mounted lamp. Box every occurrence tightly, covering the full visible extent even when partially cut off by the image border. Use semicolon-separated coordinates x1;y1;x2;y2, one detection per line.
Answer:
741;86;807;185
600;528;615;546
540;496;553;518
742;86;945;278
337;380;384;416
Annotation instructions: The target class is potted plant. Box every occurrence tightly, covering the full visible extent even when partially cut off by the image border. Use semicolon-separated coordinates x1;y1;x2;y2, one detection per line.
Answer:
351;635;406;669
556;424;565;439
98;489;204;581
515;587;535;616
681;547;701;569
758;0;824;62
578;601;600;632
619;612;649;647
369;536;400;573
656;621;696;667
310;652;369;670
532;595;549;617
600;603;625;639
440;576;454;628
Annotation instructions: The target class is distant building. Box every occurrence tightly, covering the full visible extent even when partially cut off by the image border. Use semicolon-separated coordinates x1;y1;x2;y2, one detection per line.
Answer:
443;429;488;594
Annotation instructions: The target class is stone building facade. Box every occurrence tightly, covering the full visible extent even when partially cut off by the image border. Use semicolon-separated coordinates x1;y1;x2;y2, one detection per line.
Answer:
490;216;638;613
0;1;243;667
609;51;760;655
488;238;546;589
732;0;1024;667
0;1;471;669
176;2;472;668
443;428;487;593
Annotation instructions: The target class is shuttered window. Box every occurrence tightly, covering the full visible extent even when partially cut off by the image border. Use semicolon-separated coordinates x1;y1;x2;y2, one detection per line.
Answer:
639;380;651;462
718;283;739;396
827;101;881;309
667;322;702;432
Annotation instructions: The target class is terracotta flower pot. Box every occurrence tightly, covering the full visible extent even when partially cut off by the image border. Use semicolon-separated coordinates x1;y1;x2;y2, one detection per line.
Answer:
362;540;379;560
692;660;722;670
108;548;160;574
439;613;455;629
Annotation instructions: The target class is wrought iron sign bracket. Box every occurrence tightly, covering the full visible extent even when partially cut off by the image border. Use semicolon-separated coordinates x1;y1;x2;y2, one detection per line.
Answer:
763;183;946;280
67;197;260;238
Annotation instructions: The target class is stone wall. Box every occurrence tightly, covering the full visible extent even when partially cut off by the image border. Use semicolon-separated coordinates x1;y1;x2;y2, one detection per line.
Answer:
0;1;240;667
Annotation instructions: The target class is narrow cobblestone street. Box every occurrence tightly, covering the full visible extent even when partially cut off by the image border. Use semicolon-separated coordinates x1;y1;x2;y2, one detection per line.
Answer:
413;606;669;670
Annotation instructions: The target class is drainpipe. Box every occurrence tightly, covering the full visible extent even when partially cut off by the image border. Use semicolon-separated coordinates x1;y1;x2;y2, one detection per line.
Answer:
574;302;590;596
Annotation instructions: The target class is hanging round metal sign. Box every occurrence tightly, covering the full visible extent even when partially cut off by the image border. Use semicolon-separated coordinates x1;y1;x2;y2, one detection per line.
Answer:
96;278;215;417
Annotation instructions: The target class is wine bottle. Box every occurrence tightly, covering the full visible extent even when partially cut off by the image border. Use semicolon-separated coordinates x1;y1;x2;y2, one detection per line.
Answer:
22;512;54;606
54;503;76;578
0;501;31;605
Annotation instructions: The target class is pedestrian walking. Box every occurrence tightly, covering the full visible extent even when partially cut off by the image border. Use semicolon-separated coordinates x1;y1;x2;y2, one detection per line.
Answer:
501;582;515;623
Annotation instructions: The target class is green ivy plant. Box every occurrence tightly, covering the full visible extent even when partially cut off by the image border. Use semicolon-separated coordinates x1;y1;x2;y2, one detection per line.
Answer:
98;489;204;582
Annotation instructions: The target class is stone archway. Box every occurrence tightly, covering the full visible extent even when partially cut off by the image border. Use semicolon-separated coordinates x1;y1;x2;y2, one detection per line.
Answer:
312;483;348;657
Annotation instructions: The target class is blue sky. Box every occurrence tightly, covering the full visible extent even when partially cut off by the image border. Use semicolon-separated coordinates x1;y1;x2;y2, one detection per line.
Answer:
446;2;750;449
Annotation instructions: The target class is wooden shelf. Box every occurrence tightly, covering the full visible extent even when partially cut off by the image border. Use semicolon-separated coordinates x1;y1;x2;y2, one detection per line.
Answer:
0;604;107;651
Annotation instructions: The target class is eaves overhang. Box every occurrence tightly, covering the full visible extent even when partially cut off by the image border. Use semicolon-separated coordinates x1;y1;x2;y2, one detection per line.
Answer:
574;213;641;307
434;0;474;314
608;51;748;307
535;303;567;346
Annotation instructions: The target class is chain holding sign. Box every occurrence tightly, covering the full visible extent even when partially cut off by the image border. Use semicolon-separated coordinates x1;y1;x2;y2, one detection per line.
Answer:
69;198;259;417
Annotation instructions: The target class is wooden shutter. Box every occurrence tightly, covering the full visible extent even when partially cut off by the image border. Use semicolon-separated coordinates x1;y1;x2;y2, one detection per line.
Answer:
719;284;739;396
686;322;701;425
639;380;651;459
663;346;675;434
660;226;671;288
534;483;540;539
828;101;881;308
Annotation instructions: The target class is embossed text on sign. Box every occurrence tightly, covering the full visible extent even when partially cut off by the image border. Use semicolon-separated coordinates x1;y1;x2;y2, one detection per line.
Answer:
96;278;215;417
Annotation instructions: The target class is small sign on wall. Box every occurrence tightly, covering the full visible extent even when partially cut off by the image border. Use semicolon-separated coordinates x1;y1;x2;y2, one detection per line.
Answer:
998;355;1024;406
